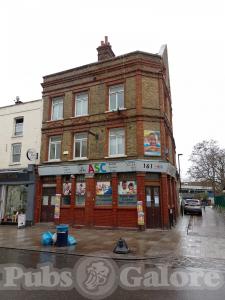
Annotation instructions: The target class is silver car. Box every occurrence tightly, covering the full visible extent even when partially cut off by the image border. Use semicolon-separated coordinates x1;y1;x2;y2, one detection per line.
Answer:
184;199;202;216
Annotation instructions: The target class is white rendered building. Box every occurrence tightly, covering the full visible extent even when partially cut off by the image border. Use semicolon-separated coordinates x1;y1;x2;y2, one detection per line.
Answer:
0;99;42;225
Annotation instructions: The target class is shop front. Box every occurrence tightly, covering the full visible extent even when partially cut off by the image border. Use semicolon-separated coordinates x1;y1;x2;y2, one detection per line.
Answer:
37;160;177;229
0;165;36;225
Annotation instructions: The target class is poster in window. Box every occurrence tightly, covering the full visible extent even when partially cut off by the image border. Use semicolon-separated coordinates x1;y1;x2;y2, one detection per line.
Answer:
144;130;161;156
118;181;137;195
96;182;112;195
76;182;86;206
76;182;86;196
63;182;71;195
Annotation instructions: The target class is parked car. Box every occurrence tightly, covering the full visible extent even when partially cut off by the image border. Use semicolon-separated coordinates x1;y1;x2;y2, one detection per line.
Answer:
183;199;202;216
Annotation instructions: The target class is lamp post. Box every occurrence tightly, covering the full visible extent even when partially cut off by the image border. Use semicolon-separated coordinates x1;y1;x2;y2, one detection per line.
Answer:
178;153;183;192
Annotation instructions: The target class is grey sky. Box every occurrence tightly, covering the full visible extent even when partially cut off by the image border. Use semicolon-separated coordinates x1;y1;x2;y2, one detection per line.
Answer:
1;0;225;178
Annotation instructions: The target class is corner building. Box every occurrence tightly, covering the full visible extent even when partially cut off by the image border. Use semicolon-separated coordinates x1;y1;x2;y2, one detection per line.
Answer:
36;38;178;229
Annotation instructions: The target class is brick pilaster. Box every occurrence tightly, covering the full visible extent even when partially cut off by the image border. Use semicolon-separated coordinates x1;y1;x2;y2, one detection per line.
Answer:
112;173;118;227
85;174;95;226
161;173;169;229
137;172;145;229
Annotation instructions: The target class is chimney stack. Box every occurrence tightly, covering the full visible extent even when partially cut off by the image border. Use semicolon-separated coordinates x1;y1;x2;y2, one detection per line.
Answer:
97;36;115;61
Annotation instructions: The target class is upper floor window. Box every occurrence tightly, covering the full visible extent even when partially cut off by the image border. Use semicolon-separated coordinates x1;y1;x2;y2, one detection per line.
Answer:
48;136;61;161
75;93;88;117
14;117;24;136
11;143;21;163
74;133;88;159
109;85;124;111
51;97;63;120
109;128;125;156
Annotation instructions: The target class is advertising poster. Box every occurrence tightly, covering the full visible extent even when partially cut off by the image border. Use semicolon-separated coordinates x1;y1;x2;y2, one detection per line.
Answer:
96;182;112;195
63;182;72;195
118;181;137;195
54;194;61;219
144;130;161;156
76;182;86;196
137;201;145;225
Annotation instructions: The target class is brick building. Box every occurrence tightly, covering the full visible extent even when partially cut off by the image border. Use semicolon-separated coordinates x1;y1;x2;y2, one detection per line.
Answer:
36;37;178;229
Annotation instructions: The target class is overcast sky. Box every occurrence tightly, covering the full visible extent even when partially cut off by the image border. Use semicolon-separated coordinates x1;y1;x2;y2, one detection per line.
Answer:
1;0;225;179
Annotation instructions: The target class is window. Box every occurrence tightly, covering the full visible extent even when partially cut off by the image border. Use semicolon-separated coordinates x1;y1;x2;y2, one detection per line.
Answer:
11;143;21;163
14;117;24;136
74;133;87;159
109;85;124;111
75;93;88;117
48;136;61;160
76;181;86;206
62;179;71;205
109;128;125;156
51;97;63;120
96;181;112;206
118;180;137;206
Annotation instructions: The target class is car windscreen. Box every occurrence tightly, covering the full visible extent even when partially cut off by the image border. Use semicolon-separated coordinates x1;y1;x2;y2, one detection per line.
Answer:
185;200;200;205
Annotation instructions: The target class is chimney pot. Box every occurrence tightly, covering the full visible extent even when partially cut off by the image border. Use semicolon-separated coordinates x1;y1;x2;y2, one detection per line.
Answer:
97;36;115;61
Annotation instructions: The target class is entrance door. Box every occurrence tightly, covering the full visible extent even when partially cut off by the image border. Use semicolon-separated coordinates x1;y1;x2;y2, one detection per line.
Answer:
41;187;56;222
146;186;161;228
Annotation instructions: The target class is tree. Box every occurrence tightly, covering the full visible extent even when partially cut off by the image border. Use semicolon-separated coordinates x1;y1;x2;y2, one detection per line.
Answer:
188;140;225;194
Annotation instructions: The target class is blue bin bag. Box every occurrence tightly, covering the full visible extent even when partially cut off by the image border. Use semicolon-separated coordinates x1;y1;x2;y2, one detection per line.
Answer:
67;235;77;246
41;231;53;246
56;224;69;233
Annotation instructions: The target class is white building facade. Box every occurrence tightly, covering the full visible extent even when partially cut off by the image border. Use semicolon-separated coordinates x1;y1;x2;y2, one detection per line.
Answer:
0;99;42;225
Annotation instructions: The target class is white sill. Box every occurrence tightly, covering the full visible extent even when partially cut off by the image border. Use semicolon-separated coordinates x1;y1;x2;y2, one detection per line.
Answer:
9;163;21;166
104;155;127;159
105;108;127;113
46;119;63;122
46;159;61;162
70;157;88;161
70;115;89;118
12;134;23;138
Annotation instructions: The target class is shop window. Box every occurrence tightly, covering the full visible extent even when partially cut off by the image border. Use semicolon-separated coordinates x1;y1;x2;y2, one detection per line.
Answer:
11;143;22;163
48;136;61;161
4;185;27;223
96;181;112;206
109;84;124;111
75;92;88;117
51;97;63;120
118;180;137;206
74;133;87;159
14;117;24;136
62;179;71;205
109;128;125;156
76;182;86;206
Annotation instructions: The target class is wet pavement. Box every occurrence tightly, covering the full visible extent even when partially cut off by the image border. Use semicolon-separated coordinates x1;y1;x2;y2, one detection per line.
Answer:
1;207;225;299
0;206;225;260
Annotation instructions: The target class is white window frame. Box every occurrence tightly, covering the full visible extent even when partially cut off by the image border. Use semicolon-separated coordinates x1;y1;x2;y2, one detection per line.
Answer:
109;128;125;157
11;143;22;163
48;136;61;161
74;133;88;159
109;85;124;111
51;97;63;120
14;117;24;136
75;93;88;117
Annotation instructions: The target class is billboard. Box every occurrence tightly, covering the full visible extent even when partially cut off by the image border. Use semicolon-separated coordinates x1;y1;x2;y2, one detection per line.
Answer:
144;130;161;156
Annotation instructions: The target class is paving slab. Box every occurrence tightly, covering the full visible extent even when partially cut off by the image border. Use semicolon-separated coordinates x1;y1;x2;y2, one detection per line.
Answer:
0;207;225;260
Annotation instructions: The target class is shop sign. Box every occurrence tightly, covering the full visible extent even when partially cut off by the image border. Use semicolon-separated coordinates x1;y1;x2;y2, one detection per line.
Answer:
0;172;29;183
38;159;176;178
